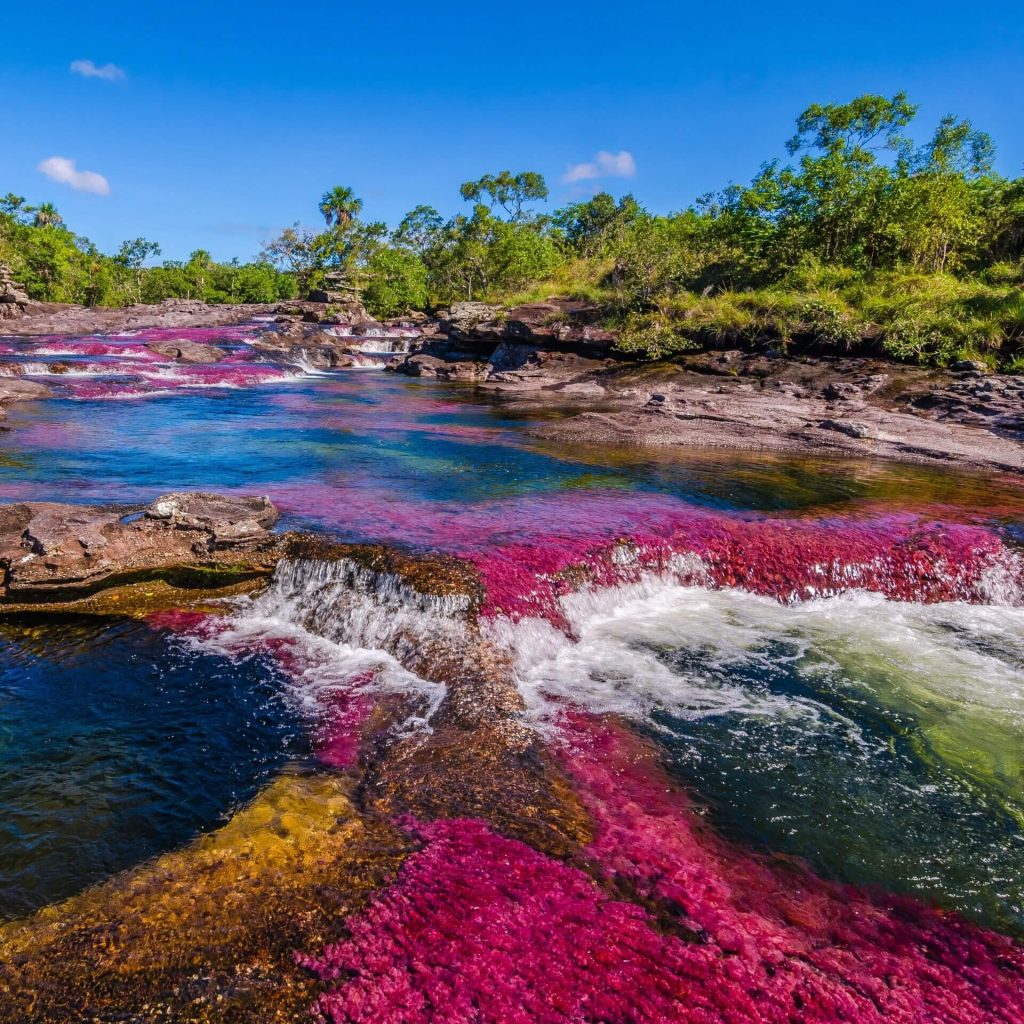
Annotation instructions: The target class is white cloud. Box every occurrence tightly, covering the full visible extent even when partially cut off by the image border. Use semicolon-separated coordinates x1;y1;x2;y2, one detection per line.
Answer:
37;156;111;195
70;59;125;81
562;150;637;184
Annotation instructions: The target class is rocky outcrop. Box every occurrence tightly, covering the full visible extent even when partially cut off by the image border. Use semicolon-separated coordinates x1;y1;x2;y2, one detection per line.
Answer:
387;299;618;388
527;356;1024;475
0;298;364;337
0;492;281;605
437;300;617;354
0;378;52;423
0;264;30;321
393;353;491;381
145;339;228;363
902;371;1024;440
307;269;363;307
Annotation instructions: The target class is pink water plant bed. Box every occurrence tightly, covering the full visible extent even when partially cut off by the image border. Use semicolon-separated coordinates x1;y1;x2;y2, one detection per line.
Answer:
298;715;1024;1024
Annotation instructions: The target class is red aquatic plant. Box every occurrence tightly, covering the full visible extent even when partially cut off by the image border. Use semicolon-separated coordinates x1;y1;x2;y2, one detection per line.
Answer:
298;714;1024;1023
467;505;1021;622
555;712;1024;1023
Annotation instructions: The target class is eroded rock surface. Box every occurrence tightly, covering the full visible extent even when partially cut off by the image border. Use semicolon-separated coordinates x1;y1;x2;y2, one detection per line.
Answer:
0;378;52;421
0;492;281;604
0;264;30;321
524;355;1024;475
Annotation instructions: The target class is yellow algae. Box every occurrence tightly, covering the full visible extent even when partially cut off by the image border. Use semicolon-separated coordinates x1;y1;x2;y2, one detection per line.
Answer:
0;577;269;619
0;770;412;1023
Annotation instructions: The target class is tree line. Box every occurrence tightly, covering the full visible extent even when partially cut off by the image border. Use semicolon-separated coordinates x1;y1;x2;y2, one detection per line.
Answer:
3;93;1023;368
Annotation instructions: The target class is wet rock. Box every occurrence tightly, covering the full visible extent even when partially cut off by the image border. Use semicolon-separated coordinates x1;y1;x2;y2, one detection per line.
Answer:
0;378;52;422
393;353;489;381
145;339;227;363
0;378;52;404
0;492;281;604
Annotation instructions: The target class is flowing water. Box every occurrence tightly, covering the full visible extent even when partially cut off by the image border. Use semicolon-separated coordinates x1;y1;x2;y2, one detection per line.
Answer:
1;324;1023;1021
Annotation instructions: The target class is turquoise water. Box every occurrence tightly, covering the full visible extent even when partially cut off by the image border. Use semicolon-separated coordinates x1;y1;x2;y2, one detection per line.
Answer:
1;356;1023;933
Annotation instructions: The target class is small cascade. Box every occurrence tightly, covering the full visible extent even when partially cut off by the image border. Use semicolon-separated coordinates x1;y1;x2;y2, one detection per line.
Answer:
189;554;470;737
346;337;415;356
255;556;471;657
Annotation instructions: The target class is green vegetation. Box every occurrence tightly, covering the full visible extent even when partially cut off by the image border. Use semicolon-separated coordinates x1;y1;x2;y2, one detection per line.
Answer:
4;91;1024;368
0;195;296;306
258;91;1024;369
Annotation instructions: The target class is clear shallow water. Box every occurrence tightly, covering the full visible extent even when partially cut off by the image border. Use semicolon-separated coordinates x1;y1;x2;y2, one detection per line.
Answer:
1;351;1024;940
0;617;305;920
4;373;1024;532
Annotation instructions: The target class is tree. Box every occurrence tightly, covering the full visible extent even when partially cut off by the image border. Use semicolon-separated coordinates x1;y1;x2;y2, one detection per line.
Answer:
115;237;161;302
393;205;444;255
786;92;918;160
554;192;643;257
261;225;324;292
319;186;363;228
185;249;214;299
459;171;548;221
363;249;429;317
0;194;27;219
32;203;64;229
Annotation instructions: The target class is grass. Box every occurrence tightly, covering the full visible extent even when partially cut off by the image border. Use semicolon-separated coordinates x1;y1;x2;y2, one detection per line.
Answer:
611;266;1024;370
484;258;617;309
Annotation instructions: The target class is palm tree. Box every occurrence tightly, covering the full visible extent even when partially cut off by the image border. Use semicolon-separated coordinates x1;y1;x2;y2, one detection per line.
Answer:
319;186;363;228
32;203;63;229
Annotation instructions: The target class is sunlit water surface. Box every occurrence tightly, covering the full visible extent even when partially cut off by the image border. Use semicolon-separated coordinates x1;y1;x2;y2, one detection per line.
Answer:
1;364;1023;933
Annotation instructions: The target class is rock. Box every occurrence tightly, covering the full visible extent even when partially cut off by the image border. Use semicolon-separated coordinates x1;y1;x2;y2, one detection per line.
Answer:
351;321;387;337
394;354;489;381
488;342;541;373
951;359;990;373
818;419;875;439
0;378;52;404
146;339;227;363
0;264;30;320
556;380;607;398
0;492;281;604
824;382;861;401
441;302;502;335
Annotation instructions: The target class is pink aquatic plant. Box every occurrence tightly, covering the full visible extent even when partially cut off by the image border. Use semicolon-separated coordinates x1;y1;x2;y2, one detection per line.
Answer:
465;503;1022;621
298;817;704;1024
316;689;375;770
299;720;1024;1023
556;712;1024;1023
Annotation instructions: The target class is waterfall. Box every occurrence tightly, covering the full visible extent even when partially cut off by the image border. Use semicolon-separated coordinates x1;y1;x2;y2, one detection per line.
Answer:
346;338;415;356
187;556;470;724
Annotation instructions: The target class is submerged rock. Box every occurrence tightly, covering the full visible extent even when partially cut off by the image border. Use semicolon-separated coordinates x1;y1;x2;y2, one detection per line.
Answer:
0;378;52;422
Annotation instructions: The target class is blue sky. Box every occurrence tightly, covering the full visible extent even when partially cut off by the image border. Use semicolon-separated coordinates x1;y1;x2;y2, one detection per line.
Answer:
3;0;1022;261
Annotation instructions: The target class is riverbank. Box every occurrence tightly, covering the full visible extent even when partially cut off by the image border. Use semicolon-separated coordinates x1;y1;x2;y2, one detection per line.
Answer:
1;306;1023;1021
519;353;1024;475
3;296;1023;477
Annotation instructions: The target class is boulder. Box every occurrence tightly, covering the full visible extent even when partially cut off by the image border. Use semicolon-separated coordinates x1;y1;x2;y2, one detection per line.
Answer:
391;353;489;381
440;302;503;336
0;378;52;422
0;492;281;603
146;339;227;363
818;419;875;439
0;264;30;320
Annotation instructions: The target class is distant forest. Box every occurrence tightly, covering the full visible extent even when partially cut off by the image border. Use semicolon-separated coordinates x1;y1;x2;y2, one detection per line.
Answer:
4;93;1023;369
